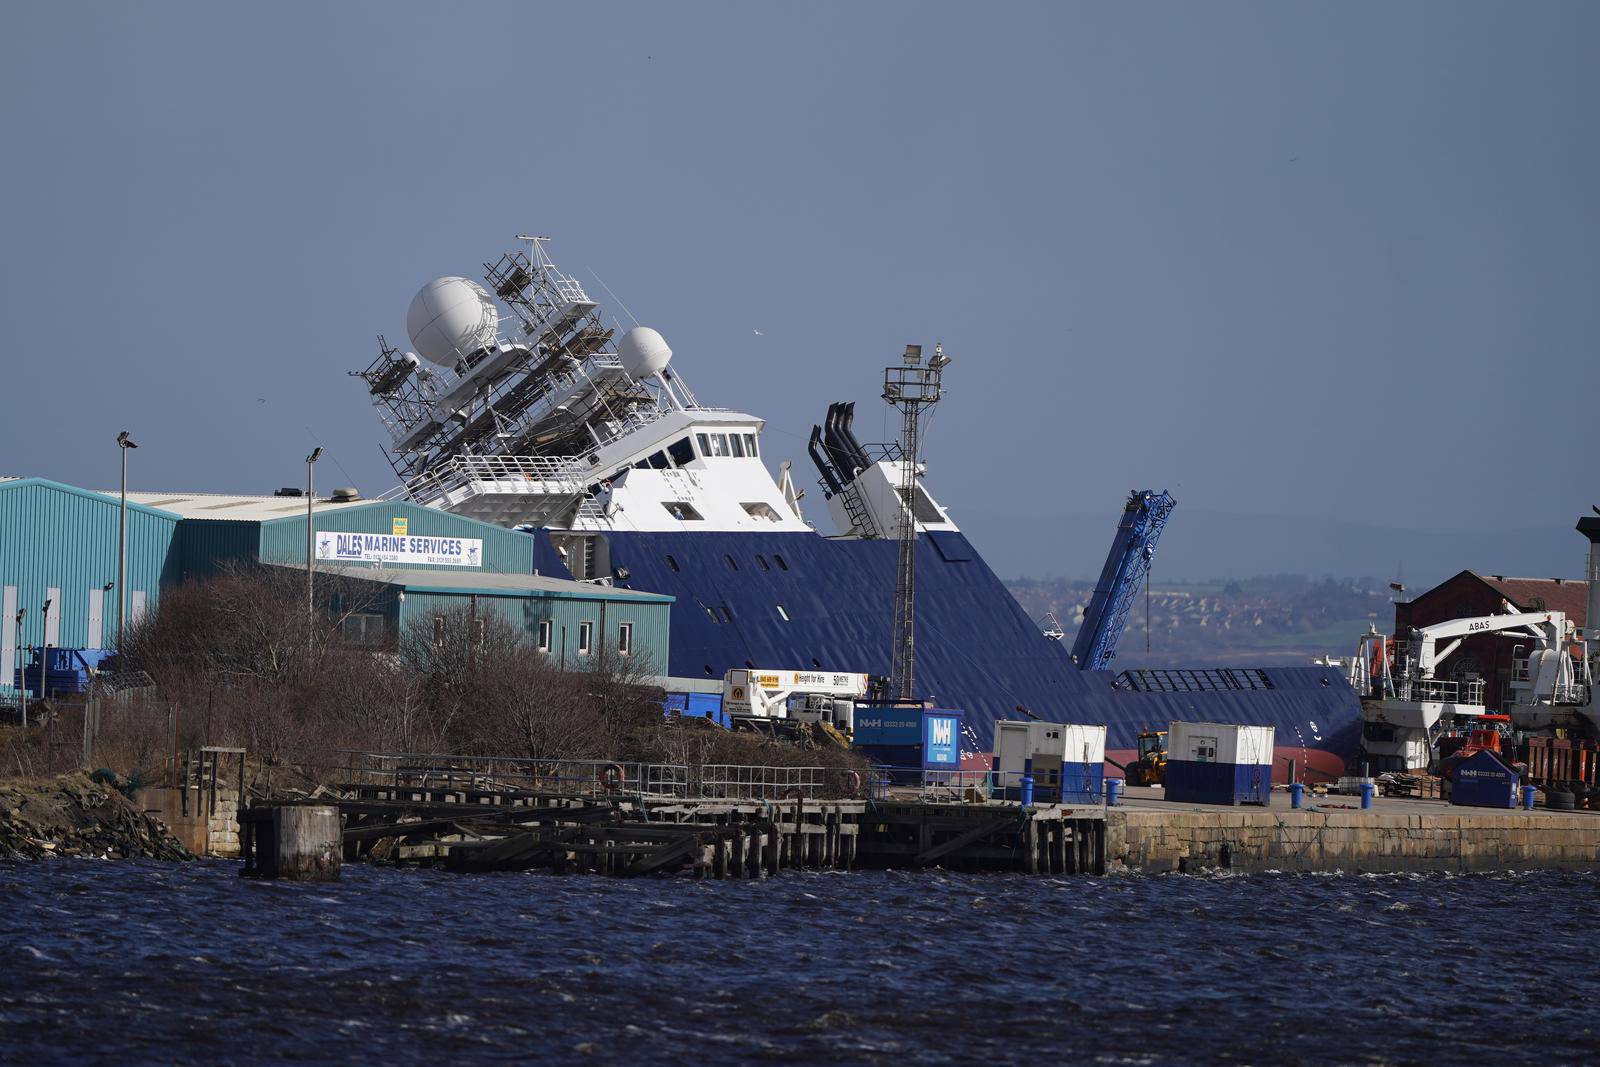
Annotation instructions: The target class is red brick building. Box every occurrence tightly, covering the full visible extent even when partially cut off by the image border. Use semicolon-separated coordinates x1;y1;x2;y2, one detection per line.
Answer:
1393;572;1589;710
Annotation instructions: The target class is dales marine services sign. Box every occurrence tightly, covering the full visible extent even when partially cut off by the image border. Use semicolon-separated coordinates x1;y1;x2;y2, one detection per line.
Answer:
315;530;483;568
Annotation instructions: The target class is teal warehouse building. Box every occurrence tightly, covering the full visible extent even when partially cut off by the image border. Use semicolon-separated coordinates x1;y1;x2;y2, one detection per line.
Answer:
0;480;671;694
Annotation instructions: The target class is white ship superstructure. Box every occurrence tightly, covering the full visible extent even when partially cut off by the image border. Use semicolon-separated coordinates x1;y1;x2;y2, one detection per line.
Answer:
357;236;957;577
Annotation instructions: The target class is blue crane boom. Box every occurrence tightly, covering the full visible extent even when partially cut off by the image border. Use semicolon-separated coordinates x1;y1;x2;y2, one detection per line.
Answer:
1069;490;1176;671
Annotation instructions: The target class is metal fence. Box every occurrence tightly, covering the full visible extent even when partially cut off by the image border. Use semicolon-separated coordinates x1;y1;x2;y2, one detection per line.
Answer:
868;766;1110;807
321;751;856;801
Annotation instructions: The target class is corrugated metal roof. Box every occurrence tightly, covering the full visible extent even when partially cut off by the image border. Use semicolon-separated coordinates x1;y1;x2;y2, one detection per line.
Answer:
1479;573;1589;626
110;490;375;522
281;563;672;603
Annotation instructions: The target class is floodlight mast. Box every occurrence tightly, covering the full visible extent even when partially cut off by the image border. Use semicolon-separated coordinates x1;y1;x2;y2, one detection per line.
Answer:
882;342;947;702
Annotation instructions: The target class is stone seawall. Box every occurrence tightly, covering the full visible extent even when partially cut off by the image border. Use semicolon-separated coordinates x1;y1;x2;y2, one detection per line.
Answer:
1109;810;1600;873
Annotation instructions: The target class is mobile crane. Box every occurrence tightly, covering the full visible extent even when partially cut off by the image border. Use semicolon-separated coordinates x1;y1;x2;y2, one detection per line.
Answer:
1070;490;1176;671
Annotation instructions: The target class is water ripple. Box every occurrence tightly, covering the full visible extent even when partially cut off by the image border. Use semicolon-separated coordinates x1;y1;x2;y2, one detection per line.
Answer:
0;861;1596;1064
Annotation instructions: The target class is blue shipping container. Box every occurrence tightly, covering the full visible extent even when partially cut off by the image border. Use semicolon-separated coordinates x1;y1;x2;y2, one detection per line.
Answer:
663;691;729;729
1165;760;1272;806
854;706;963;774
1450;749;1519;809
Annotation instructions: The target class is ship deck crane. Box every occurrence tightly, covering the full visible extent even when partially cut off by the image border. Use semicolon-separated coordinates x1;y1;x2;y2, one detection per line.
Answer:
1070;490;1176;671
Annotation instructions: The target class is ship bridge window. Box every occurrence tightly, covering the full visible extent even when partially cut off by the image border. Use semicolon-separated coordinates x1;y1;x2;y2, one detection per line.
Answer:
742;502;781;522
663;501;704;521
897;485;945;523
648;450;670;469
743;434;758;457
696;432;742;458
668;437;695;466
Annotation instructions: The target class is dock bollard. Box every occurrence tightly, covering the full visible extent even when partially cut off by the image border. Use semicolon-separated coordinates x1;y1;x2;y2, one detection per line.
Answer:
1522;785;1537;811
1106;778;1122;807
1290;782;1304;809
1020;775;1035;807
1359;782;1374;810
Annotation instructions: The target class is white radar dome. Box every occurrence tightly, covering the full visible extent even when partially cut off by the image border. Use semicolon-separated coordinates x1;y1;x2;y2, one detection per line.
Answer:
617;326;673;379
406;277;499;368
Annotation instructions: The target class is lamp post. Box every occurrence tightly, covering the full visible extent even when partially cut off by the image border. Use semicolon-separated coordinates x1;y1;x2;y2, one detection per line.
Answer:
306;447;323;630
38;597;51;715
116;431;138;649
14;608;25;726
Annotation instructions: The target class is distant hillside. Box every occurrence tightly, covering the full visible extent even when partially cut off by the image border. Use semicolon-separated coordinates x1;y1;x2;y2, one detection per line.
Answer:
1002;573;1394;668
966;508;1582;589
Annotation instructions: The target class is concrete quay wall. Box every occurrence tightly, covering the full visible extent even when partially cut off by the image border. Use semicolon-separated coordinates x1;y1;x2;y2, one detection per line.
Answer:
1108;810;1600;874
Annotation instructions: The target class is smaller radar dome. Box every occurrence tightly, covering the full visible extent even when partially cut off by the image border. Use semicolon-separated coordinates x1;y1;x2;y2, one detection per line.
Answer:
406;277;499;368
617;326;673;379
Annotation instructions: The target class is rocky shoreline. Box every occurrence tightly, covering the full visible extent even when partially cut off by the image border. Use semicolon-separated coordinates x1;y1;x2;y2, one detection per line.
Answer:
0;774;193;861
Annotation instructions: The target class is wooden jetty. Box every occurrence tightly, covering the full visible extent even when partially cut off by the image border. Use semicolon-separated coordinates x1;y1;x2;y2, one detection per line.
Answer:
336;778;864;878
309;776;1105;878
856;801;1107;875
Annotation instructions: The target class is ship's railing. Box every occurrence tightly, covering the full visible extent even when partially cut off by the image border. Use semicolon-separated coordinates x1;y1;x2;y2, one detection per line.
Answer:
1396;678;1485;705
399;454;594;506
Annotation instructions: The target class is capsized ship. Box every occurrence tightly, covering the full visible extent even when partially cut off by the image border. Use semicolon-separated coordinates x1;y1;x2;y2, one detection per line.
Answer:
354;237;1361;779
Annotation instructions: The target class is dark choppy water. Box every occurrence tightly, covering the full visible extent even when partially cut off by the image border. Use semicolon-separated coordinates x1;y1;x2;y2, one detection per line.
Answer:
1;861;1596;1065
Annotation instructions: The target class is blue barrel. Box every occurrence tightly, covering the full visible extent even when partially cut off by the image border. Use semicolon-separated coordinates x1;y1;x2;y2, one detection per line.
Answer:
1020;775;1035;807
1106;778;1122;807
1290;782;1304;809
1359;782;1374;809
1522;785;1537;811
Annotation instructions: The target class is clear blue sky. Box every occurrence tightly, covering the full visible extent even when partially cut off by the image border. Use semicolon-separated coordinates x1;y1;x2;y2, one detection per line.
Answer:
2;2;1594;579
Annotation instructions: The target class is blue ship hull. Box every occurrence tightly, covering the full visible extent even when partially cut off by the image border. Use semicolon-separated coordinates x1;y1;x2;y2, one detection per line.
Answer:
541;528;1361;779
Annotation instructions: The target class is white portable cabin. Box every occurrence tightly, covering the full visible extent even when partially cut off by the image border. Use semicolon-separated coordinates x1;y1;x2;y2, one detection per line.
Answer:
1164;722;1275;805
993;720;1106;803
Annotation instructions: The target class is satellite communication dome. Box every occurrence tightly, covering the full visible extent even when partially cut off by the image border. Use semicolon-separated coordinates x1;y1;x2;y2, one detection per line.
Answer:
406;277;499;368
617;326;672;379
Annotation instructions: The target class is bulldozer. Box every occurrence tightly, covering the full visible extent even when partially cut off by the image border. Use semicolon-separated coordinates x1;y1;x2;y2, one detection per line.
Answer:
1111;730;1168;787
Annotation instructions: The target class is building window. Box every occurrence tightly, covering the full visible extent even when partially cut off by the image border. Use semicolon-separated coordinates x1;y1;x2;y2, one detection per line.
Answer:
537;620;552;653
618;622;633;655
776;604;790;621
432;616;446;647
774;554;789;571
340;613;387;646
578;621;593;655
666;554;680;572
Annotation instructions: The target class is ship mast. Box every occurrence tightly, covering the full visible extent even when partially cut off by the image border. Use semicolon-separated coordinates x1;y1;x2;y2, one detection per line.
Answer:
883;342;948;701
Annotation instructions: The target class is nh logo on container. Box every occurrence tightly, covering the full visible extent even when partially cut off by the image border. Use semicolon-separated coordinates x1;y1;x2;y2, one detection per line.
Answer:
929;719;953;747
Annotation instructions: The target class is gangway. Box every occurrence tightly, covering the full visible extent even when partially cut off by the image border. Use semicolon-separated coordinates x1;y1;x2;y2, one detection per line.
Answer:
1070;490;1176;671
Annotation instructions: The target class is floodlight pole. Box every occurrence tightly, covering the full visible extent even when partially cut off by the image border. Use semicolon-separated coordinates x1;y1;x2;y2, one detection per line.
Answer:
116;431;137;649
306;447;323;632
14;609;25;726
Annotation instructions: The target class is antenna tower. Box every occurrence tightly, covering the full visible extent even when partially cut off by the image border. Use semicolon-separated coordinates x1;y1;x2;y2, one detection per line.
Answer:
883;342;948;701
